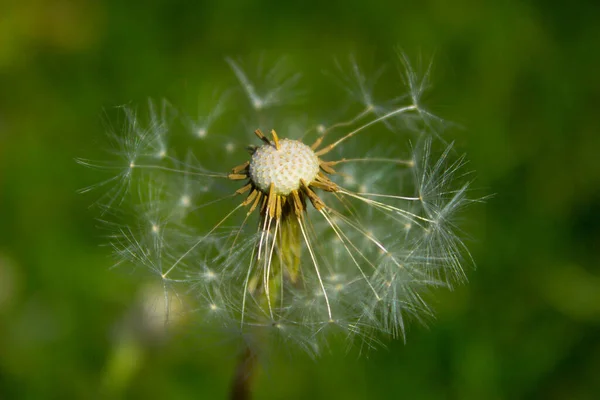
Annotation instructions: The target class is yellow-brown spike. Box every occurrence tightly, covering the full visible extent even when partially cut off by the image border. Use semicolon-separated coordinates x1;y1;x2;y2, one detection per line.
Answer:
243;189;259;206
260;187;269;214
290;190;304;217
311;136;324;150
311;173;339;192
271;129;281;150
235;183;253;195
267;183;278;219
228;173;248;180
315;146;332;157
275;194;282;219
232;161;250;174
319;160;337;175
247;190;263;215
300;179;326;210
254;129;271;145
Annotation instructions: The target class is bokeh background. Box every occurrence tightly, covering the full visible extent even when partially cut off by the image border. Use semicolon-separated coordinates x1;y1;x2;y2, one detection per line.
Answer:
1;0;600;399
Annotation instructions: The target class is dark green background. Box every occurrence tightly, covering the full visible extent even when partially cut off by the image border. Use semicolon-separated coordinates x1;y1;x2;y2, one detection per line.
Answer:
1;0;599;398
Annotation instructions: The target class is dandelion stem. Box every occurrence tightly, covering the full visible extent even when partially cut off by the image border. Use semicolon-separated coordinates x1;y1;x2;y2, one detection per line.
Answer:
229;346;256;400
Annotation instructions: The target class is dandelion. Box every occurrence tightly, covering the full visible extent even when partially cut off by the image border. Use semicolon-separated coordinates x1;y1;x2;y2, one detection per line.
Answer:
80;53;476;366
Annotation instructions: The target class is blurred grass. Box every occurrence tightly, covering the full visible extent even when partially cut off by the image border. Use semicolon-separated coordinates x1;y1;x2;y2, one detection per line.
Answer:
1;0;600;399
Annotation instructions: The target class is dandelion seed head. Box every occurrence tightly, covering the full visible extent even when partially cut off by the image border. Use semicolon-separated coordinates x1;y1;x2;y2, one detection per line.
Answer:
80;53;479;356
249;138;320;195
252;98;263;110
203;269;218;281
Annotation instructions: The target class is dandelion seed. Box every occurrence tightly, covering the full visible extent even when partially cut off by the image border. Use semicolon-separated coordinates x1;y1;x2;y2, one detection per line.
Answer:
180;195;191;207
225;142;236;153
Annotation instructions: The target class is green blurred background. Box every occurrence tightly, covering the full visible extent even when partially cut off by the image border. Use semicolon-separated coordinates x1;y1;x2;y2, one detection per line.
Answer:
1;0;600;398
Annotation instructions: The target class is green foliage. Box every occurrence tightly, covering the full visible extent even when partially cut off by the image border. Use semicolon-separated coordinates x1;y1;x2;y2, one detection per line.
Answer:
1;0;599;399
